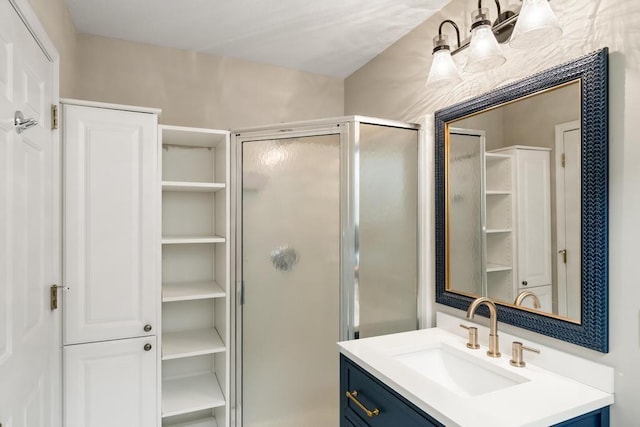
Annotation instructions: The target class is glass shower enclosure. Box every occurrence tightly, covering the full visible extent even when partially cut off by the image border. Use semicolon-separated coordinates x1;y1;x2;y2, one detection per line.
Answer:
231;117;421;427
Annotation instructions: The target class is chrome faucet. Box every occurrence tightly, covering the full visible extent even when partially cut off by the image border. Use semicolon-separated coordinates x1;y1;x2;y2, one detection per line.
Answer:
466;297;501;358
514;291;541;309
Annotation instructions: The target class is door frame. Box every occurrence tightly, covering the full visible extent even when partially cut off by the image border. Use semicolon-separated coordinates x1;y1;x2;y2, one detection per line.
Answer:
7;0;62;425
554;120;580;318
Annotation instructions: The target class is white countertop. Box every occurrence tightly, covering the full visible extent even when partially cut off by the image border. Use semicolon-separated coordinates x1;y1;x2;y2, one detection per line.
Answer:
338;319;614;427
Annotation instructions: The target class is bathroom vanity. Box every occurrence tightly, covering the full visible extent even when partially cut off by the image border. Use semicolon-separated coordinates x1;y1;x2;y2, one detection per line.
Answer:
337;313;613;427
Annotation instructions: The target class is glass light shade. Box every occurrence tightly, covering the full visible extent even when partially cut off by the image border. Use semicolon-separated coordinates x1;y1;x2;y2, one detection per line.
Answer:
509;0;562;49
464;23;506;73
427;49;462;88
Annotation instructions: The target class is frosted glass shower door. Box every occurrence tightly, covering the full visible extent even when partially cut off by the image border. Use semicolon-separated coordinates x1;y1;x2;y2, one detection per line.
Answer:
241;135;341;427
448;130;485;296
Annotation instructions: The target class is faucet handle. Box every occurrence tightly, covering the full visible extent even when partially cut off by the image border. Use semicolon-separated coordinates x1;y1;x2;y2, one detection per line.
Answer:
459;324;480;349
510;341;540;367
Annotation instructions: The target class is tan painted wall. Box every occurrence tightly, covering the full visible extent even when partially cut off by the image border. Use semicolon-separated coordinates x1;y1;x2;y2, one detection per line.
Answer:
27;0;78;97
27;3;343;129
345;0;640;424
74;34;343;129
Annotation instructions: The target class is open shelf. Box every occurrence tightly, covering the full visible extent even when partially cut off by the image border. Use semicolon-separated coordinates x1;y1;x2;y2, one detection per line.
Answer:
164;418;218;427
162;236;226;245
160;125;229;426
161;126;227;148
162;373;225;418
163;181;226;193
485;153;511;160
486;263;513;273
162;329;225;360
486;229;512;234
163;281;225;302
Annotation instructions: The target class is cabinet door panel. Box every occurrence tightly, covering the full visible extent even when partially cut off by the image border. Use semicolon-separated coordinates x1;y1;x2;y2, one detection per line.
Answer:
516;149;552;287
63;105;157;344
340;356;442;427
64;337;157;427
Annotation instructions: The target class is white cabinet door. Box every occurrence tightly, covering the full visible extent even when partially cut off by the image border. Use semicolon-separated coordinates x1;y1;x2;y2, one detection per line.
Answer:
64;336;157;427
516;149;552;288
63;105;158;344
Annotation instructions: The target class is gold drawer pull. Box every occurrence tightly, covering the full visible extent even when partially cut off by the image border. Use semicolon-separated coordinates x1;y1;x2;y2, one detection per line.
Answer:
346;390;380;418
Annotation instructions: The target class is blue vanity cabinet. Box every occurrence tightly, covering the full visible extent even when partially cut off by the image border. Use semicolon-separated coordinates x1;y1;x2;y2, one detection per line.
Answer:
553;407;610;427
340;355;444;427
340;355;610;427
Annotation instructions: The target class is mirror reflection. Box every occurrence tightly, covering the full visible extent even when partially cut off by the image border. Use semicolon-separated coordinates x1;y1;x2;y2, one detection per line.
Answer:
446;80;581;322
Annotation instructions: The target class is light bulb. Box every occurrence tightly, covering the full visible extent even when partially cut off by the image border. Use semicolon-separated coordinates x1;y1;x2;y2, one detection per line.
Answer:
427;35;462;88
510;0;562;49
464;9;506;73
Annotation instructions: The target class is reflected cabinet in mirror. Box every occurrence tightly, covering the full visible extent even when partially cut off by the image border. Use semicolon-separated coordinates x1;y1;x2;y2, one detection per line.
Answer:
435;49;609;352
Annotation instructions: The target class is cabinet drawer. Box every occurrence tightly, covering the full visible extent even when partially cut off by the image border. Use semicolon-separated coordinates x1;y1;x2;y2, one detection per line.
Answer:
552;407;610;427
340;355;443;427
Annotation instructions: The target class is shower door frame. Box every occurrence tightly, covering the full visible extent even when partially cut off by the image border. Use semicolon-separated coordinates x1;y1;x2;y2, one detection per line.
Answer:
230;116;423;427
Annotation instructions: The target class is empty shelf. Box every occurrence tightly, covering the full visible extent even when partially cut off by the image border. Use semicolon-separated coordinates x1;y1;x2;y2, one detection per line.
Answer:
486;229;512;234
163;418;218;427
485;153;511;160
162;373;225;418
162;181;226;192
163;281;225;302
486;263;513;273
162;236;226;244
163;329;225;360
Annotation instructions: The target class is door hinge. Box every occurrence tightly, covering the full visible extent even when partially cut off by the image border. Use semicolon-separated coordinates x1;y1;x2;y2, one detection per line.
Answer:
50;284;69;310
51;104;58;130
561;153;565;168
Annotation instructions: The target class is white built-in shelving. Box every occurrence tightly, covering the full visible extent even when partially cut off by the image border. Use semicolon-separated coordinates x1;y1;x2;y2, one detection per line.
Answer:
160;125;230;427
484;152;515;303
162;373;226;416
162;182;226;192
163;417;219;427
162;281;226;302
484;146;553;310
162;236;226;245
162;329;226;360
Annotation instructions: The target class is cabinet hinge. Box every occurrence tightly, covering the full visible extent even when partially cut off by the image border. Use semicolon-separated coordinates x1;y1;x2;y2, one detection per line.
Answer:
50;284;69;310
561;153;565;168
51;104;58;130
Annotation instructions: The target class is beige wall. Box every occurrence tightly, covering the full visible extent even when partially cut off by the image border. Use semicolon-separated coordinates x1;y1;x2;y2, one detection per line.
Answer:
27;3;343;129
27;0;78;97
345;0;640;424
75;34;344;129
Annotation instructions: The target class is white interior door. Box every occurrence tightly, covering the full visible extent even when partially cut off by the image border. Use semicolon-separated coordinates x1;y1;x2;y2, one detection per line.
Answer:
555;121;581;320
0;1;58;426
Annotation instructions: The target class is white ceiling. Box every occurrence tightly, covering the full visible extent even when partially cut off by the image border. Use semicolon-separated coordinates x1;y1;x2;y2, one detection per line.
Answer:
65;0;451;78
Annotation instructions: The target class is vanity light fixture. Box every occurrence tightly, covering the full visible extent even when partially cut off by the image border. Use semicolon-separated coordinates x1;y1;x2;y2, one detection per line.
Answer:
509;0;562;49
426;20;463;87
427;0;562;86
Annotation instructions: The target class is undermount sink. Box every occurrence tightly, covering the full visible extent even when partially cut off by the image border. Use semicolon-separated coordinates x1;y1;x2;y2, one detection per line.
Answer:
393;345;528;397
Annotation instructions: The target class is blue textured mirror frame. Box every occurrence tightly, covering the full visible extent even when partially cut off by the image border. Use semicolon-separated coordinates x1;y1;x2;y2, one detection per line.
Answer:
435;48;608;352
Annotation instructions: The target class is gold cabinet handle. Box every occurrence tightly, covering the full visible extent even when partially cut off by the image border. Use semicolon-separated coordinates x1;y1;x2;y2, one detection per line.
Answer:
346;390;380;418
